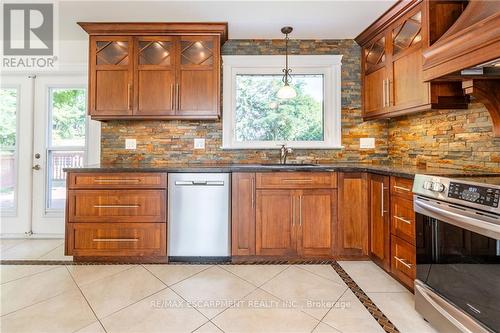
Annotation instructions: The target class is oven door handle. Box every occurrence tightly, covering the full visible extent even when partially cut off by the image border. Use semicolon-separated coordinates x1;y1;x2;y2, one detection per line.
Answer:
415;282;489;333
414;199;500;240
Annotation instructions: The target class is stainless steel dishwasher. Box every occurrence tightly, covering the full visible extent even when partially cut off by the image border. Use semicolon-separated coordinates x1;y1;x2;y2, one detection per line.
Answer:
168;173;230;259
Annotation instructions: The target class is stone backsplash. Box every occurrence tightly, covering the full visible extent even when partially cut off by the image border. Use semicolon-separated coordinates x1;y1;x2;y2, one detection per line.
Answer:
101;39;500;172
101;39;389;165
388;103;500;172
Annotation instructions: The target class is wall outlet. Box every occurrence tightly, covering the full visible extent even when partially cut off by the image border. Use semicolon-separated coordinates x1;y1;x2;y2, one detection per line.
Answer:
194;138;205;150
125;138;137;150
360;138;375;149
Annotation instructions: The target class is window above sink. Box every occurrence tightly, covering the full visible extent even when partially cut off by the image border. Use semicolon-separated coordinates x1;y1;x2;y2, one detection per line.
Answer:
222;55;343;149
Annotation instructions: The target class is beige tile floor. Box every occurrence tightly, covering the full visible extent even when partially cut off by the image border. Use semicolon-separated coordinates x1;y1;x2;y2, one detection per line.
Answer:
0;239;436;333
0;238;71;261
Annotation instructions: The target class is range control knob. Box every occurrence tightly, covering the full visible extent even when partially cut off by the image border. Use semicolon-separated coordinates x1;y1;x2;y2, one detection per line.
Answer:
431;182;445;192
423;181;433;190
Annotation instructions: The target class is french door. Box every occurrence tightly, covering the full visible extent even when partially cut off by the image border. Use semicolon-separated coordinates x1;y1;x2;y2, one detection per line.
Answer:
0;74;100;236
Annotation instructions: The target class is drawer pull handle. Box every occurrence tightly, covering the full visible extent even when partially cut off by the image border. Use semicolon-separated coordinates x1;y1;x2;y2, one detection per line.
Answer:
394;256;413;269
93;205;140;208
93;179;142;183
282;179;313;182
393;185;411;192
93;238;139;242
394;216;412;224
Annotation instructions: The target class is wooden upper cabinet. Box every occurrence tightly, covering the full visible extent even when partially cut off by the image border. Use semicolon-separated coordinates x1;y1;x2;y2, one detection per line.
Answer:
390;8;430;112
90;36;134;117
177;36;220;117
79;22;227;120
363;34;388;117
356;0;467;120
134;36;176;116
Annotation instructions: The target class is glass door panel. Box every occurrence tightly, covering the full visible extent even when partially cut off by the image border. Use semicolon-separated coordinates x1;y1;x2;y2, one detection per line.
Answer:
392;12;422;55
364;35;386;73
46;88;87;211
0;88;18;213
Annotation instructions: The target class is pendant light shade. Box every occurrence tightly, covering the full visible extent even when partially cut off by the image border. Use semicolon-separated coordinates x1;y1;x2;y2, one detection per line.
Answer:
277;26;295;99
277;83;297;99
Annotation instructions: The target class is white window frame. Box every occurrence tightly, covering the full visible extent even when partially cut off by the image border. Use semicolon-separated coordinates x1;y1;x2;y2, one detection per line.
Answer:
222;55;342;149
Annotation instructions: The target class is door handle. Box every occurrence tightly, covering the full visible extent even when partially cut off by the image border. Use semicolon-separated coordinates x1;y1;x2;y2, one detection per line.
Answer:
291;196;295;226
175;83;180;110
382;79;386;107
394;256;413;269
299;195;303;226
32;164;41;170
170;84;174;110
127;83;131;110
394;216;412;224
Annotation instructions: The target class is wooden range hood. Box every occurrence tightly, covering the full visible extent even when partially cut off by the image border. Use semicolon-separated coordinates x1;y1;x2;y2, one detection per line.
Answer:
422;0;500;135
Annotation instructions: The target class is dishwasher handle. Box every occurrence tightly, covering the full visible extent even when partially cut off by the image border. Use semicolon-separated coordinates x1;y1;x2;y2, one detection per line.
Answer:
175;180;225;186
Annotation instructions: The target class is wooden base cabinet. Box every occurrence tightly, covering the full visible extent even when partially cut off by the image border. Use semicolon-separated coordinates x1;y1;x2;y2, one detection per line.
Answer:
65;172;168;262
336;173;369;257
255;189;336;257
232;172;337;259
390;176;417;290
369;174;391;271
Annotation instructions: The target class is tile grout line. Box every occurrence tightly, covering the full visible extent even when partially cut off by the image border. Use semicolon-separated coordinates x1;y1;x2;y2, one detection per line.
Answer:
142;263;212;288
67;264;137;289
309;287;349;333
331;262;400;333
0;267;77;318
65;266;108;333
0;265;59;285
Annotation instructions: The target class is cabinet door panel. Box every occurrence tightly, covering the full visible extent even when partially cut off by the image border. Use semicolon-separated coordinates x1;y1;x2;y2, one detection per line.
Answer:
369;174;390;270
177;36;219;117
137;70;175;115
364;67;387;116
178;70;215;115
256;190;295;256
299;190;335;256
337;173;369;256
135;37;176;116
392;50;429;110
95;71;130;114
90;36;133;117
231;173;256;256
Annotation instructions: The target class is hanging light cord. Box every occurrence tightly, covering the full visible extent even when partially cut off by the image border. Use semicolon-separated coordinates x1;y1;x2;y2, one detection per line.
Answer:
282;32;292;85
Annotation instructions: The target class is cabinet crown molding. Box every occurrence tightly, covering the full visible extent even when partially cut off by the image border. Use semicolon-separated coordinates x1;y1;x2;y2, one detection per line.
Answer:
77;22;228;43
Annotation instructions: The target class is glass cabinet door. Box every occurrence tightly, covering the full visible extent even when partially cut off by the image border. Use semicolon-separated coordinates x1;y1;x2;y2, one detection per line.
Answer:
135;37;175;116
177;36;219;116
364;35;386;73
90;36;133;117
392;11;422;56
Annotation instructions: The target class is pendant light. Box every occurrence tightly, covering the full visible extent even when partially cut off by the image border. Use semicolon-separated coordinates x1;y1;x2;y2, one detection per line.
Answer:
277;26;296;99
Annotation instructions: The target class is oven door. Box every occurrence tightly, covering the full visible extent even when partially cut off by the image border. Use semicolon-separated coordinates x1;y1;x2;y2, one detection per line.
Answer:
414;196;500;333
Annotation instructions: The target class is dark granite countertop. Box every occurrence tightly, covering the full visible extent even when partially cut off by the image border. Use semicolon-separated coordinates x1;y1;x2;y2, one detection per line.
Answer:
64;162;500;179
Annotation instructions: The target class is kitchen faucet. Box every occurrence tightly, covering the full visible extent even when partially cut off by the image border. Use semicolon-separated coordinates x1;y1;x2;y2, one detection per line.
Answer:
279;144;293;164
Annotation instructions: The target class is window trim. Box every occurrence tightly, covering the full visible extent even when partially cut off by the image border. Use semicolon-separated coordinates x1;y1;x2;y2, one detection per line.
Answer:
222;55;342;149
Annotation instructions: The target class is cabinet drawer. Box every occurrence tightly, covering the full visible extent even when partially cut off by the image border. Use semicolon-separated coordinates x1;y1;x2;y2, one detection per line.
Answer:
391;197;415;245
68;190;166;223
66;223;166;257
390;176;414;200
68;173;167;189
391;235;416;289
256;172;337;189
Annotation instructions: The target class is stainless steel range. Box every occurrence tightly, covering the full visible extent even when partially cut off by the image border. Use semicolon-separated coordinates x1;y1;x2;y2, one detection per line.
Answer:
413;174;500;333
